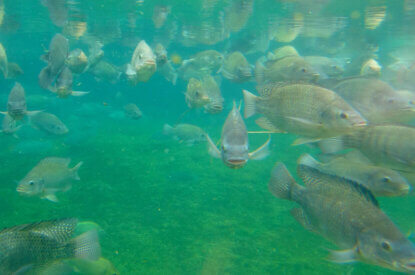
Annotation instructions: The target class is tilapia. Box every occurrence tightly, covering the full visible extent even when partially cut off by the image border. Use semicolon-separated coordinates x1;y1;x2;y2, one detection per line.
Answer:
55;66;89;98
6;62;23;79
30;112;69;135
298;153;410;197
1;114;21;136
163;123;206;146
319;125;415;172
185;78;210;109
0;42;8;78
333;78;415;124
17;157;83;202
66;48;88;74
126;40;157;84
221;51;253;82
255;55;319;84
178;50;224;81
304;56;344;79
1;82;39;121
243;83;367;143
152;6;171;29
206;101;270;168
0;218;100;274
124;103;142;120
269;162;415;273
41;0;68;27
201;75;224;114
89;60;121;84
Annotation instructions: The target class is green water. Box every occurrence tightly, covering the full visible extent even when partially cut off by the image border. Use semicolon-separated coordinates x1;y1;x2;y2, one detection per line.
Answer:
2;0;415;274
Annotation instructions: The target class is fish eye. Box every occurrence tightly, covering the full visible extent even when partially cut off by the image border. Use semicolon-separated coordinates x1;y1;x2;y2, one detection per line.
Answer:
340;112;348;119
382;176;391;183
301;68;307;73
28;181;34;186
381;241;392;251
388;99;395;104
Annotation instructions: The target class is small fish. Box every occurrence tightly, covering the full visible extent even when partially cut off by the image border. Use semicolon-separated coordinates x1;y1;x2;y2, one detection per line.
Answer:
185;78;210;109
298;153;410;197
41;0;68;27
89;60;121;84
304;56;344;79
17;157;83;202
163;123;206;146
0;218;100;274
152;5;171;29
269;162;415;273
124;103;142;120
255;55;319;84
1;82;39;121
206;101;270;168
0;42;8;78
1;114;21;136
6;62;23;79
126;40;157;84
243;83;367;143
361;58;382;76
54;67;89;98
201;75;224;114
178;50;224;81
66;48;88;74
221;51;253;82
30;112;68;135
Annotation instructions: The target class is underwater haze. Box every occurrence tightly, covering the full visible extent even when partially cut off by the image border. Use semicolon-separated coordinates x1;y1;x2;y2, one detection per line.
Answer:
2;0;415;274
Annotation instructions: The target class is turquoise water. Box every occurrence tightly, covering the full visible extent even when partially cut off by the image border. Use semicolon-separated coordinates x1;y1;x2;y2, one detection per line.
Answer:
2;0;415;274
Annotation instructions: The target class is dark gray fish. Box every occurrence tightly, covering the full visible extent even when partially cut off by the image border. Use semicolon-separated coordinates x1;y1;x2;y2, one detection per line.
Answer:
41;0;68;27
1;82;38;121
0;218;100;274
269;162;415;273
124;103;142;120
206;101;270;168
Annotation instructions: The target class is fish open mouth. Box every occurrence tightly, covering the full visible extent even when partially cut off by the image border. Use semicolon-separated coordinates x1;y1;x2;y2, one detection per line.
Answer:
226;159;247;168
403;262;415;271
16;186;28;193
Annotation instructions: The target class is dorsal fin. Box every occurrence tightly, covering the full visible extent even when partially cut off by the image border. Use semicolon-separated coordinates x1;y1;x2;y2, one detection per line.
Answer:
297;164;379;208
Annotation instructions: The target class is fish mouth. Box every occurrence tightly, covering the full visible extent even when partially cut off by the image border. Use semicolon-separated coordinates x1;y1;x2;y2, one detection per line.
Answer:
226;159;247;168
401;261;415;272
354;120;367;126
16;185;29;194
144;59;156;66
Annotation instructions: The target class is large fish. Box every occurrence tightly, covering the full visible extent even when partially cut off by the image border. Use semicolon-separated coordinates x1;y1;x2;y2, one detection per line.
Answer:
333;78;415;124
206;102;270;168
126;40;157;84
298;153;410;197
17;157;83;202
0;218;100;274
243;83;367;144
319;124;415;172
269;162;415;273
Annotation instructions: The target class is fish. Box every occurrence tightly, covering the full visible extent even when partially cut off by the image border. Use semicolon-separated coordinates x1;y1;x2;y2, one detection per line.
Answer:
0;42;8;78
6;62;23;79
17;157;83;202
163;123;206;146
154;43;168;66
185;78;211;109
319;125;415;172
41;0;68;27
206;101;270;168
54;67;89;98
152;6;171;29
30;112;69;135
178;50;224;81
89;60;121;84
223;0;254;32
201;75;224;114
243;83;367;143
124;103;142;120
268;162;415;273
361;58;382;76
303;56;344;79
1;82;39;121
1;113;21;136
126;40;157;84
298;153;410;197
38;33;69;90
158;61;178;85
65;48;88;74
333;78;415;124
255;55;319;84
221;51;253;82
0;218;100;274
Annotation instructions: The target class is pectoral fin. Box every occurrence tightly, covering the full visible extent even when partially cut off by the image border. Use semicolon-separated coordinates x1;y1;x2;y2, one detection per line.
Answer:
71;91;90;97
44;193;59;203
206;135;221;159
326;247;358;263
255;117;283;133
286;116;320;127
290;207;314;232
249;135;271;160
26;110;43;116
292;137;321;146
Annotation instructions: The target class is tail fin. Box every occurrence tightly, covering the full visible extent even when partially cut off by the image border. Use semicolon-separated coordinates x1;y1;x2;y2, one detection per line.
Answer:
163;124;173;136
297;154;321;169
73;230;101;261
268;162;297;201
71;161;83;180
242;89;257;118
